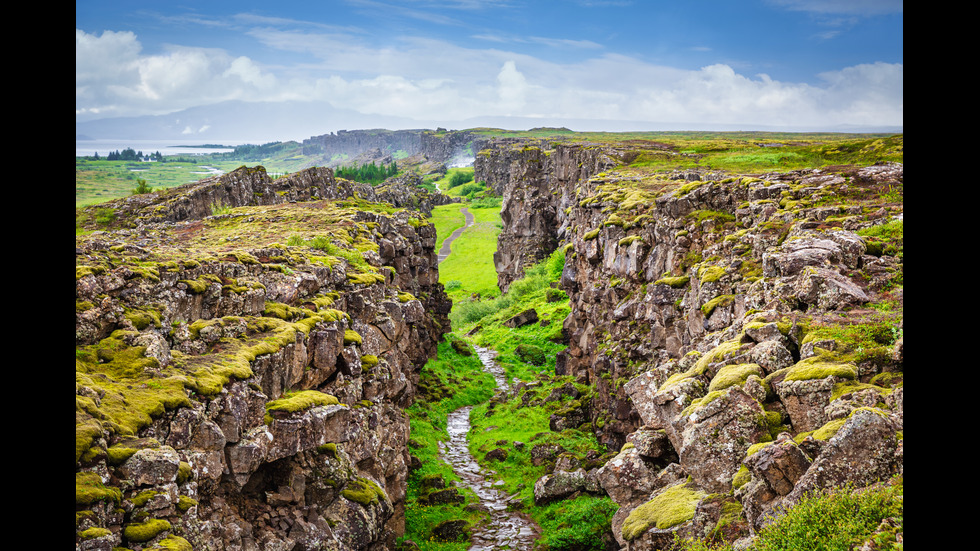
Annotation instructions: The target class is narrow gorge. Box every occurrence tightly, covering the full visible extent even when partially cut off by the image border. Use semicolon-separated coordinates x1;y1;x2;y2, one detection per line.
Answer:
76;131;903;551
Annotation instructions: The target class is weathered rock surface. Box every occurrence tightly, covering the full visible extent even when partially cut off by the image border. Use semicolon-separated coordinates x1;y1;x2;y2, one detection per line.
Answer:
75;166;451;550
477;138;904;549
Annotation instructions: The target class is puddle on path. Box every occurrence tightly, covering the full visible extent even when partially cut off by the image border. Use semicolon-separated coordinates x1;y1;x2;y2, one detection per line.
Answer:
438;346;540;550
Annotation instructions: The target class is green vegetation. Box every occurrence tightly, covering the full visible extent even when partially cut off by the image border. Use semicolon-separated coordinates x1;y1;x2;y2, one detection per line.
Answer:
132;177;153;195
435;202;503;302
673;478;902;551
335;160;399;184
622;482;706;540
76;141;308;207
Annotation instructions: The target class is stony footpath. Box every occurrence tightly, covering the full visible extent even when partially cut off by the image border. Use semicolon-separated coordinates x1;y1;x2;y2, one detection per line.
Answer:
476;137;904;549
438;348;540;550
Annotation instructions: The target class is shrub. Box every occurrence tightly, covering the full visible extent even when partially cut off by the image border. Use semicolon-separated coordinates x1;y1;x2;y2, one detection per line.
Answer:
132;178;153;195
447;170;474;188
752;481;903;551
515;343;546;366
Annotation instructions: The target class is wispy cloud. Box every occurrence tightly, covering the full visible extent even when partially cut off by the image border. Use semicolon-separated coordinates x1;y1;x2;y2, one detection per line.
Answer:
767;0;903;16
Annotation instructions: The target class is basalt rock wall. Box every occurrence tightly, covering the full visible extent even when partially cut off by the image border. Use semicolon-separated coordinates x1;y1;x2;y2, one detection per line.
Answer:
301;129;489;167
477;138;904;549
475;140;628;291
75;167;451;550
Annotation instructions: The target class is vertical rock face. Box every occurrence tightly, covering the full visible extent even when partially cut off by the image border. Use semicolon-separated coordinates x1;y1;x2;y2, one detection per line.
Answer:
75;167;451;550
477;138;904;548
301;129;488;168
475;139;625;291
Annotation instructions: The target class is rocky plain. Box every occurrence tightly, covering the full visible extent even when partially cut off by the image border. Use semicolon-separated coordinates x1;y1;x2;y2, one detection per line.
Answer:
76;130;903;550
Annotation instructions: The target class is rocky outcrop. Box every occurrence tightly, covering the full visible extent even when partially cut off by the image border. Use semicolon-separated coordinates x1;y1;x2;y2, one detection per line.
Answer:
75;167;451;550
477;138;904;549
302;129;488;169
76;166;453;234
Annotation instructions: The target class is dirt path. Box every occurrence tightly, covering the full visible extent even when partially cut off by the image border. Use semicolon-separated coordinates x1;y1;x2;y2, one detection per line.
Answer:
438;206;474;265
438;347;540;550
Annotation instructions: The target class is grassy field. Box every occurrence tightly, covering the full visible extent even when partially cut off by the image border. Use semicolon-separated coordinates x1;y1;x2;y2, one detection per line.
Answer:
429;204;468;252
436;203;503;302
75;141;312;208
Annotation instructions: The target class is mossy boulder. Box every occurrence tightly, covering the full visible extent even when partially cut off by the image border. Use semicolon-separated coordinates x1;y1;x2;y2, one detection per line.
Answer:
621;481;706;540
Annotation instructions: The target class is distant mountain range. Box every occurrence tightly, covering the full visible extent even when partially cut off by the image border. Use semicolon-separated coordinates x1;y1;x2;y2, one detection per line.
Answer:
75;100;903;145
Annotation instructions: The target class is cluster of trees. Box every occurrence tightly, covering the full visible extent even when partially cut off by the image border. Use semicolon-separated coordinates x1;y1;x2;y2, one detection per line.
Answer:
445;170;474;189
224;142;286;161
99;148;164;162
335;161;398;185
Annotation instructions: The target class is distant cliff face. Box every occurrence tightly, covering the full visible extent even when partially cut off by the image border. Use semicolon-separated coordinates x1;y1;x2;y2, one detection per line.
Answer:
75;166;451;551
301;129;489;168
476;138;904;548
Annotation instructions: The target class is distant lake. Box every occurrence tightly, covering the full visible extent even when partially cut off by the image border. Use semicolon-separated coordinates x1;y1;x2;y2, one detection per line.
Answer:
76;139;236;157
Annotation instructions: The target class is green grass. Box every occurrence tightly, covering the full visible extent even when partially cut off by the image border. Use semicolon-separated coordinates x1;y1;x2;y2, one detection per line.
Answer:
429;204;468;253
427;167;475;197
437;204;503;302
76;142;312;207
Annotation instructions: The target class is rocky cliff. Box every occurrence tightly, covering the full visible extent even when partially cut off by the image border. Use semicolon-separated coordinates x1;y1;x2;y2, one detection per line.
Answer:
75;166;452;550
301;129;488;169
475;138;904;548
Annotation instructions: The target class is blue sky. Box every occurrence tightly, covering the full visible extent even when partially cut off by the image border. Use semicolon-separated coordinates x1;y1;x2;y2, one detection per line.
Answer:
76;1;903;135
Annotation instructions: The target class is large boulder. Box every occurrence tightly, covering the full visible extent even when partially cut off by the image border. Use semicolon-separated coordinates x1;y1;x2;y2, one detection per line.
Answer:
670;387;771;493
533;469;588;505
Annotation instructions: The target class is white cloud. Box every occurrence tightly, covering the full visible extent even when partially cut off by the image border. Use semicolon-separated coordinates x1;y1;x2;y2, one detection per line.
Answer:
76;29;282;120
497;61;528;114
76;27;902;130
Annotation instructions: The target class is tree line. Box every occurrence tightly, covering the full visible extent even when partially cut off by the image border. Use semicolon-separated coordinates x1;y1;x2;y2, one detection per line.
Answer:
98;148;164;162
335;161;398;185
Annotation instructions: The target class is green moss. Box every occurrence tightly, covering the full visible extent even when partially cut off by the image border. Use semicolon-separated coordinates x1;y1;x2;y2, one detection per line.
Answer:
177;495;198;513
397;291;416;303
177;461;193;484
361;355;379;369
78;527;111;540
732;465;751;490
344;329;363;346
654;275;689;288
122;518;171;543
709;364;764;393
318;443;338;457
130;489;160;507
583;228;601;241
681;390;727;416
341;477;387;507
621;482;706;540
76;265;107;280
348;272;386;285
604;214;625;227
76;473;122;507
782;356;858;383
178;274;221;294
106;444;140;466
618;235;642;248
674;180;707;197
124;308;162;330
701;294;735;316
794;418;848;444
265;390;340;422
660;339;744;392
698;265;726;283
155;535;193;551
